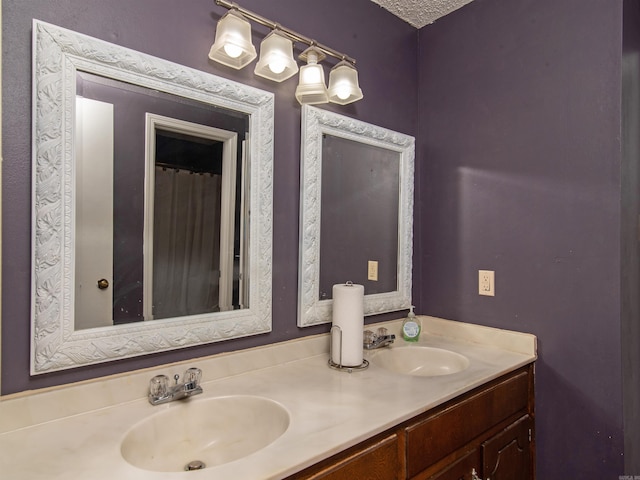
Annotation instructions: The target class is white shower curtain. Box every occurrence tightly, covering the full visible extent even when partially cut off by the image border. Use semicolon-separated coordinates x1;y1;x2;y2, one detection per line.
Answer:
152;167;222;319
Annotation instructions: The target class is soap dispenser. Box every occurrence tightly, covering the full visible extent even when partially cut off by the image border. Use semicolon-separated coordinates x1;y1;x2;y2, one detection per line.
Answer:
401;306;421;342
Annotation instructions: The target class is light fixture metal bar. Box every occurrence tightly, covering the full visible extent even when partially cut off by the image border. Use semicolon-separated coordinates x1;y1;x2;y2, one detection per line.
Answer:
214;0;357;65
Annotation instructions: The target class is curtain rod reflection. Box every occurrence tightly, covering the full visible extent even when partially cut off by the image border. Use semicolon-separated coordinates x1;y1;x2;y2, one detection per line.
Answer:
156;162;219;176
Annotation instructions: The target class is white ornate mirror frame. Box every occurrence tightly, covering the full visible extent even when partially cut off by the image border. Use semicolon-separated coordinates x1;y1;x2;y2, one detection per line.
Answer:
31;20;274;373
297;105;414;327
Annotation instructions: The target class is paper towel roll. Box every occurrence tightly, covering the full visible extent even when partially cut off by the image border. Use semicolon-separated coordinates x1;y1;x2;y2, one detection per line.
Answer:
331;282;364;367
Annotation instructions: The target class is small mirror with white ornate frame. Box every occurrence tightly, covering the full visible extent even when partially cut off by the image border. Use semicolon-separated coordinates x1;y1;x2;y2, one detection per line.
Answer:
297;105;414;327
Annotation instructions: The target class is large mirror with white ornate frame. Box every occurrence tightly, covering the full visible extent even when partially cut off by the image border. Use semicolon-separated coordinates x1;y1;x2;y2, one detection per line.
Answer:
297;105;415;327
30;20;274;374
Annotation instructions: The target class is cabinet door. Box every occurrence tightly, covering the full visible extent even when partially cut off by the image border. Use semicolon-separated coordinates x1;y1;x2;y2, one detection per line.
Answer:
482;415;532;480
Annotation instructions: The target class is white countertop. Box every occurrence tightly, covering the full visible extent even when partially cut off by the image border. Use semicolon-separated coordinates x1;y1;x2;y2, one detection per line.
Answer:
0;316;536;480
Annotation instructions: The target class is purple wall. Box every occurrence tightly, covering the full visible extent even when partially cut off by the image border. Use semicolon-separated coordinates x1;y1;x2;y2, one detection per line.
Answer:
622;0;640;472
416;0;628;476
4;0;637;476
1;0;417;392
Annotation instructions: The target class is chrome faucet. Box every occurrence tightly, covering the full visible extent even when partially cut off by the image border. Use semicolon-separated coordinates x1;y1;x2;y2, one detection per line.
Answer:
148;367;203;405
363;327;395;350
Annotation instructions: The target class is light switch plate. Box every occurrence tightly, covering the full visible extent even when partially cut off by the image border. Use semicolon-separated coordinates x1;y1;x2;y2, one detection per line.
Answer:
368;261;379;281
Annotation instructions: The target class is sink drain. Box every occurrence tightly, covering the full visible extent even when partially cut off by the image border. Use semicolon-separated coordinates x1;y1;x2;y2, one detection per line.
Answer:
185;460;206;471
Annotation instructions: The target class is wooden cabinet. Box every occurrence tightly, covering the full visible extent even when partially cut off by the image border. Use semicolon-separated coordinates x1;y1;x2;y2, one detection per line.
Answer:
285;364;534;480
417;415;533;480
422;447;480;480
482;414;533;480
285;432;404;480
408;367;534;480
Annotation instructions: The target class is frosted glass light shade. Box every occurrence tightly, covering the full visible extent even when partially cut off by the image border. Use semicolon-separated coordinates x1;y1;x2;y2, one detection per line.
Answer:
208;10;257;69
295;49;329;105
328;61;363;105
254;31;299;82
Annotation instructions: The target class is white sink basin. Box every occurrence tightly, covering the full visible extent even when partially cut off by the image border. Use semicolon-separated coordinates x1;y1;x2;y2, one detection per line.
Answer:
121;395;290;472
370;346;470;377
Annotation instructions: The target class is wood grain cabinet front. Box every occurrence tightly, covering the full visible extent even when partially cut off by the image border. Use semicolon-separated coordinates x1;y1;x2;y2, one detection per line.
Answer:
285;365;535;480
286;433;404;480
422;447;481;480
414;414;534;480
407;367;533;480
482;414;533;480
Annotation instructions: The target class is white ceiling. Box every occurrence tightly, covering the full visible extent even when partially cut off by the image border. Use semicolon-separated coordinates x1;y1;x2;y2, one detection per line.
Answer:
369;0;474;28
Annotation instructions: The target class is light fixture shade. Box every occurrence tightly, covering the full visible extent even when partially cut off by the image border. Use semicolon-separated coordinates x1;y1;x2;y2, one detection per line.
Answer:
254;30;299;82
295;48;329;105
208;10;257;69
328;61;364;105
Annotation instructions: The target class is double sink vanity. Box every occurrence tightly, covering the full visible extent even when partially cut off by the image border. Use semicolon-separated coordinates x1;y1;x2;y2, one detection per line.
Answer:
0;316;536;479
13;20;537;480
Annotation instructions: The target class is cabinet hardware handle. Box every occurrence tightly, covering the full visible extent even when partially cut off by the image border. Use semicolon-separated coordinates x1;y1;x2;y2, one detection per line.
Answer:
97;278;109;290
471;468;484;480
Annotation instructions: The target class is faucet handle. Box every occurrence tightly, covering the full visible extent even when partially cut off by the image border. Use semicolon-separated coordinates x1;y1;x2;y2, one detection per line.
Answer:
363;330;376;346
184;367;202;389
376;327;389;337
149;374;169;399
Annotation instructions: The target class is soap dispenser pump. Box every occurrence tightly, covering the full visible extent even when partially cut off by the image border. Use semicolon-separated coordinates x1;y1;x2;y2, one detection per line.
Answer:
402;306;421;342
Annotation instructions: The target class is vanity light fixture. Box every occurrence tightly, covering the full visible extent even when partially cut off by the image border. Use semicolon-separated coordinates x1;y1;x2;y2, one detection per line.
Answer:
328;60;364;105
254;30;299;82
295;47;329;105
208;9;257;69
210;0;363;105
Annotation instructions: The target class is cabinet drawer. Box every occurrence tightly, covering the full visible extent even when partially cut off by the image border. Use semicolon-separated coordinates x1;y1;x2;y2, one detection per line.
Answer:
287;433;402;480
406;370;529;478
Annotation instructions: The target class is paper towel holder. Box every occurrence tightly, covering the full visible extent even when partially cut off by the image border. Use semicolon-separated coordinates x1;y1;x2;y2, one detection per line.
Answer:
328;324;369;373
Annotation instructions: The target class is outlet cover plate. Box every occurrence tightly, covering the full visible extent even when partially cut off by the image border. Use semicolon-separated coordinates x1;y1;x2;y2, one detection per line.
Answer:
479;270;495;296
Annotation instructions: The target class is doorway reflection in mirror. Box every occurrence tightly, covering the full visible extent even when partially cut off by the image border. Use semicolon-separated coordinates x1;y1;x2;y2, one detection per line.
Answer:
74;72;249;330
147;119;246;320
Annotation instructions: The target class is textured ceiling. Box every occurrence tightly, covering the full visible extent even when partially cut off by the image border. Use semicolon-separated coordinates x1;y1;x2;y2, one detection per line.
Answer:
369;0;474;28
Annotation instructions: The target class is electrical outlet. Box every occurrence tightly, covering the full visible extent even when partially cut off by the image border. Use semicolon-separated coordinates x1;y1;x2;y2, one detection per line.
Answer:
479;270;495;296
368;260;379;281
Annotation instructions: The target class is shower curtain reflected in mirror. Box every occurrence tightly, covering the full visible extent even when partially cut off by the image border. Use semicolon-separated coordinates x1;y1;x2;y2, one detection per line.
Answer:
153;168;223;319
